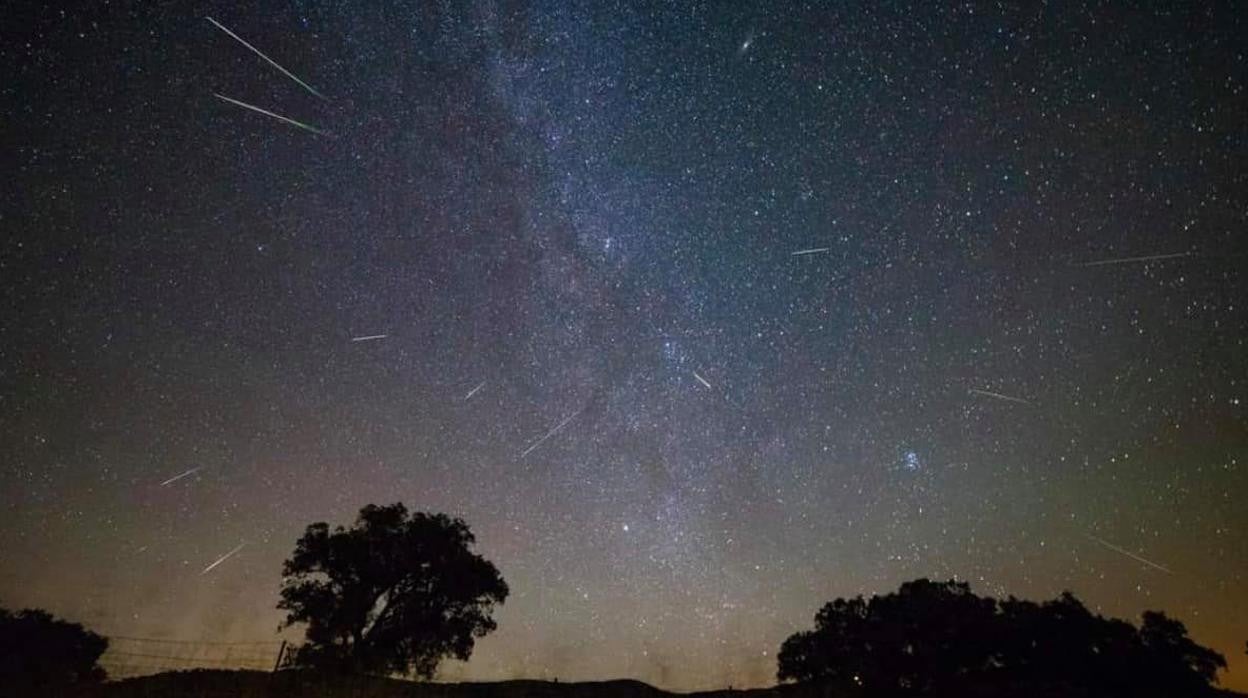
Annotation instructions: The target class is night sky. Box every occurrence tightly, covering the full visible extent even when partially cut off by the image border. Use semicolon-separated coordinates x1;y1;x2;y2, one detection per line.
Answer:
2;1;1246;691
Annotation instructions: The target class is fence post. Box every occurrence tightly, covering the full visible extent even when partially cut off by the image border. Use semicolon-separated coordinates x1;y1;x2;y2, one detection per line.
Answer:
272;640;287;673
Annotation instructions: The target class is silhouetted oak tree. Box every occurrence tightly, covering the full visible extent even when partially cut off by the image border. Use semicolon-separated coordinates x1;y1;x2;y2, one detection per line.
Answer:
278;503;508;678
0;607;108;689
778;579;1226;697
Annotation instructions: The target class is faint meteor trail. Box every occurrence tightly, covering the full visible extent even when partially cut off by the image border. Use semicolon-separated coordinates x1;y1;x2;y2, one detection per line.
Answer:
693;371;712;389
521;411;580;458
968;388;1032;405
464;381;486;401
200;543;247;575
791;247;831;257
205;17;327;100
159;466;204;487
351;334;387;342
1087;534;1172;574
1076;251;1192;267
213;93;327;135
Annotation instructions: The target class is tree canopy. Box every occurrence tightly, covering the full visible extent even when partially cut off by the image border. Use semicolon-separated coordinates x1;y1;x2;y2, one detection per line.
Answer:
0;607;108;690
778;579;1226;697
278;503;509;678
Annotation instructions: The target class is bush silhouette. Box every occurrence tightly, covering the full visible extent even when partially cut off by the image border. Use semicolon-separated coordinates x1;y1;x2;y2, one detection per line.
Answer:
278;503;508;678
0;607;108;690
778;578;1226;697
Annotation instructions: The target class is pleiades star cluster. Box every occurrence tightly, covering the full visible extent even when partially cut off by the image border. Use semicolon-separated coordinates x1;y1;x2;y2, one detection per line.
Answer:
1;1;1245;691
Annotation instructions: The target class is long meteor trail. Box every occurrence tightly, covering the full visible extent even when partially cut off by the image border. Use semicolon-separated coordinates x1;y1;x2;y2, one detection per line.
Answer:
1086;534;1172;574
968;388;1032;405
213;93;327;135
200;542;247;575
521;411;579;458
464;381;486;401
205;17;327;100
1076;251;1192;267
351;334;388;342
159;466;204;487
692;371;713;389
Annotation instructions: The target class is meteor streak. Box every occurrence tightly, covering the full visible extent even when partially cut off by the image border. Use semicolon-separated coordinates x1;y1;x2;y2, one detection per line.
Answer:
351;334;388;342
159;466;204;487
200;542;247;575
213;93;327;135
206;17;327;100
465;381;486;401
791;247;831;256
968;388;1032;405
1086;534;1172;574
1076;251;1192;267
521;411;579;458
693;371;712;389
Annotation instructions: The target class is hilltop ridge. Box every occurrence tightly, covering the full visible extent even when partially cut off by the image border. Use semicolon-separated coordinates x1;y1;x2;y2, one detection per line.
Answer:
52;669;1248;698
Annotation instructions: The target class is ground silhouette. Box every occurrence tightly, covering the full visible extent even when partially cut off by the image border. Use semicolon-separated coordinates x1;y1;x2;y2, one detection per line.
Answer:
42;670;1248;698
278;503;508;678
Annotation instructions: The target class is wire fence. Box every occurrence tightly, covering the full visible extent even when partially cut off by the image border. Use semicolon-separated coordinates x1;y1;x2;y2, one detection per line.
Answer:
95;641;431;698
99;635;287;680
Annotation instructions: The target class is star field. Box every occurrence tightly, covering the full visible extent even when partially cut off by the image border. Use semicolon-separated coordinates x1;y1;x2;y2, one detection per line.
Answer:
1;1;1246;691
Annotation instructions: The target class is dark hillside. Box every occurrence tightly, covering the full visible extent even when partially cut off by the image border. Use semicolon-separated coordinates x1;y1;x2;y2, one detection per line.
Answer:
53;670;1248;698
58;671;784;698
